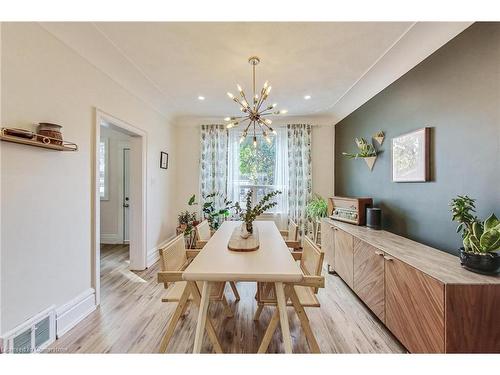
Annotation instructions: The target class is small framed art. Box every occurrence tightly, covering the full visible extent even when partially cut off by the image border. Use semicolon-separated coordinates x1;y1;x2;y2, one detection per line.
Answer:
392;127;430;182
160;151;168;170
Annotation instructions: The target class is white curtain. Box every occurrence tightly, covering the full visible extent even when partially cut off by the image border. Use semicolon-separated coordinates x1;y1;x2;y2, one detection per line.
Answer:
199;124;228;210
274;127;289;228
287;124;313;237
226;129;241;210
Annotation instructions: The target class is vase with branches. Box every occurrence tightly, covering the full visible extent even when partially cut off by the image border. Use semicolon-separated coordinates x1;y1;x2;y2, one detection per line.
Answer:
234;190;282;238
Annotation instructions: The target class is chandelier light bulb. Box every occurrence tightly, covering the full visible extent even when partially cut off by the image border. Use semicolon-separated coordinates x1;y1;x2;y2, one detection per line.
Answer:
224;117;231;121
271;128;277;135
241;99;249;108
265;136;272;144
239;136;245;144
264;119;272;125
253;136;257;148
280;109;288;114
227;92;234;99
237;84;243;92
263;81;269;89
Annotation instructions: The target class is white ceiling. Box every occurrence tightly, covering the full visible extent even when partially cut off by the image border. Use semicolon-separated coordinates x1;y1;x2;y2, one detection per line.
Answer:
40;22;472;123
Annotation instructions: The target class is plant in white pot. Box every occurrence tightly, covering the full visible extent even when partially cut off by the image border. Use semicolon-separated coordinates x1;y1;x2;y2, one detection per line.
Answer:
234;189;281;238
450;195;500;275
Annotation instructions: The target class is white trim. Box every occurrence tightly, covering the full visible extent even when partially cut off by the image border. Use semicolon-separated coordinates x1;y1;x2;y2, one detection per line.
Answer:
55;288;96;338
147;235;177;268
100;233;121;244
93;108;148;305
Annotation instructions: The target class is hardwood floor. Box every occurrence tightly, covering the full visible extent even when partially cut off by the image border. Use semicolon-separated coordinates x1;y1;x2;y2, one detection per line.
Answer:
49;243;406;353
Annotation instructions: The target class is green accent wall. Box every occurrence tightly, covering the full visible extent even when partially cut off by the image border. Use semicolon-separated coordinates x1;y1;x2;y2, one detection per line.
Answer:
335;22;500;255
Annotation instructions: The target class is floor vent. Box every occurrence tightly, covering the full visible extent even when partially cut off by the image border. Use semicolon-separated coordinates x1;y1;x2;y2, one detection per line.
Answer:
1;306;56;354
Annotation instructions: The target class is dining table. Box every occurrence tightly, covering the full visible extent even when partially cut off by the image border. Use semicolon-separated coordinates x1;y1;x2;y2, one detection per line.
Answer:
182;220;304;353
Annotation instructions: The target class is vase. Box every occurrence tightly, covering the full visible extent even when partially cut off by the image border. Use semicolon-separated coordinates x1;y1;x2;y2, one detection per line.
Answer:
240;222;253;239
37;123;63;145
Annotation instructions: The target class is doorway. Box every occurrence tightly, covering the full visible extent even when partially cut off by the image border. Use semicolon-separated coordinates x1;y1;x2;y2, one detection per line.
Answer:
93;109;147;305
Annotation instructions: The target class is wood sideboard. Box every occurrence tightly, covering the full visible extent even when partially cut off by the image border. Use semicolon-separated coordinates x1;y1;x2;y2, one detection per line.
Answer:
321;218;500;353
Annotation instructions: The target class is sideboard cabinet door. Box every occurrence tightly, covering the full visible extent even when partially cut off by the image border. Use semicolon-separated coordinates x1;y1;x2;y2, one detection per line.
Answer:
353;239;385;322
321;219;335;270
385;256;445;353
334;228;354;288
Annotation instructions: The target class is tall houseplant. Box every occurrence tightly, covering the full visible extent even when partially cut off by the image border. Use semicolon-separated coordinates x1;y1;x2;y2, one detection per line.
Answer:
306;195;328;236
450;195;500;274
234;190;281;238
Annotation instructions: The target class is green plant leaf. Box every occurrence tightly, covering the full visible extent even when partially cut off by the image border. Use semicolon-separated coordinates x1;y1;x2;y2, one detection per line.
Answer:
188;194;196;206
472;221;484;239
484;213;500;232
480;229;500;252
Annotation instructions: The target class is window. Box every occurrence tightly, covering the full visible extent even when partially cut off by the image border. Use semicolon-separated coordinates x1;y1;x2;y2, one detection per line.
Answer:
99;138;109;200
228;128;287;214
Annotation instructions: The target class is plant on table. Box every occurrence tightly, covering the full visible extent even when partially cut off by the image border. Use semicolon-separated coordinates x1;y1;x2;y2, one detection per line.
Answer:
450;195;500;274
234;189;282;236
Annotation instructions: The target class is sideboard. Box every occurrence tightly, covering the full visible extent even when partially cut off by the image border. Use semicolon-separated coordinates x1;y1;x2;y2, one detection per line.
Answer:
321;218;500;353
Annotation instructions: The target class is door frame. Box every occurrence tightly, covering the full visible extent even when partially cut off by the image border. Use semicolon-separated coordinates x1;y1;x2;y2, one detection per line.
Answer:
92;108;148;305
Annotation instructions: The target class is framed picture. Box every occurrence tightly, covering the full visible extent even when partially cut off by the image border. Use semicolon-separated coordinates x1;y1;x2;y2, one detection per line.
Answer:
392;127;430;182
160;151;168;170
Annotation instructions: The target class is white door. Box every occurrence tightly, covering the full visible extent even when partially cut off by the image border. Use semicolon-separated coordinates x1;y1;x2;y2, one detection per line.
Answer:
123;148;131;243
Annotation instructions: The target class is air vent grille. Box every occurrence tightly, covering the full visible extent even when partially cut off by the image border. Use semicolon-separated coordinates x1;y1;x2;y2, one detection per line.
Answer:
1;306;55;353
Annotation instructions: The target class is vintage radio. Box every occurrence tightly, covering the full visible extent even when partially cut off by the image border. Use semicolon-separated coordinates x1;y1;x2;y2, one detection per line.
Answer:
328;196;373;226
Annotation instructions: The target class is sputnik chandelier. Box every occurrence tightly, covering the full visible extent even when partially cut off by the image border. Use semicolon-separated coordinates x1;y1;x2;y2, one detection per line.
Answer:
225;56;287;146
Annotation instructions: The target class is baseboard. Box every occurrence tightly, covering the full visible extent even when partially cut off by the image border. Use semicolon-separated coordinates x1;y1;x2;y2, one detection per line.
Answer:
55;288;96;338
147;235;177;268
100;233;121;244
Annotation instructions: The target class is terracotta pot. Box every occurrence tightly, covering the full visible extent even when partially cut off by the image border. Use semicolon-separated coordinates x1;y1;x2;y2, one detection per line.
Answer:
37;123;63;145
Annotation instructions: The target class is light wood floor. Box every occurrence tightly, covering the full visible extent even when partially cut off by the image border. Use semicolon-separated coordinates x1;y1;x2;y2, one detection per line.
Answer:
49;243;406;353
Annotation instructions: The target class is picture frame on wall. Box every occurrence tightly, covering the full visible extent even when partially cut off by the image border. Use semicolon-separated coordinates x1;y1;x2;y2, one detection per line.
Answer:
160;151;168;170
392;127;430;182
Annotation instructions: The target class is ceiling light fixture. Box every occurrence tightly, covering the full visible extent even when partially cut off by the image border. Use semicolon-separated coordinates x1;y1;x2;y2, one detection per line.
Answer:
198;96;205;101
225;56;287;147
304;95;312;100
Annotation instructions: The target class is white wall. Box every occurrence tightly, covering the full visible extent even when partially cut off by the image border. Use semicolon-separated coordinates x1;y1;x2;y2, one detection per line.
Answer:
173;115;335;221
99;127;131;243
0;23;177;335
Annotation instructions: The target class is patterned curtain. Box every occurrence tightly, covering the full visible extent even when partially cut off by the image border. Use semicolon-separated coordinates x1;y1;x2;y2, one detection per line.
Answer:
199;125;228;210
287;124;312;237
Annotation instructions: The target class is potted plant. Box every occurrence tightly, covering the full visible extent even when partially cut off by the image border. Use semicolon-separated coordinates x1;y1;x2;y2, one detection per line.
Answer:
187;192;235;231
450;195;500;275
234;190;281;238
342;137;378;170
373;130;385;145
306;194;328;236
178;210;193;231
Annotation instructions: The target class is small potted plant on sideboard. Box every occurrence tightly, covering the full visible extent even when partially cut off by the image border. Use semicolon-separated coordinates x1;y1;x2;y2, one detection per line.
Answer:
450;195;500;275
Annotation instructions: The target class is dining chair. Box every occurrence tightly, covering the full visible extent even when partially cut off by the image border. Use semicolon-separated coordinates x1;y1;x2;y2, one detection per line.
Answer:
280;218;302;250
156;234;234;353
194;220;240;301
254;235;325;353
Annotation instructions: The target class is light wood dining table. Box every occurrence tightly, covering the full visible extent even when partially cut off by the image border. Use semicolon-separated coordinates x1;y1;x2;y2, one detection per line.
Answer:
182;220;303;353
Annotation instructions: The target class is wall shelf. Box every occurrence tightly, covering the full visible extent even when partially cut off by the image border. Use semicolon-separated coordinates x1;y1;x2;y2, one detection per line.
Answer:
0;132;78;151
